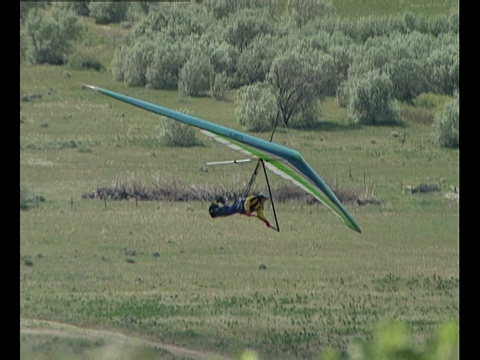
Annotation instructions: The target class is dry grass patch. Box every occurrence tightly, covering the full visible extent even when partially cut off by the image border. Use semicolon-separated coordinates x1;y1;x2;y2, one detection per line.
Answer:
81;177;378;206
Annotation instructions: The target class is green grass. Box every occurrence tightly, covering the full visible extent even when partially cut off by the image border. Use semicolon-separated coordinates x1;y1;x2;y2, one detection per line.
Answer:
20;63;458;359
20;4;458;359
331;0;458;18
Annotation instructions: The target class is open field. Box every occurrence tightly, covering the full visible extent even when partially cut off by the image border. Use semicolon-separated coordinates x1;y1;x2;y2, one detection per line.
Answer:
20;2;458;359
20;64;458;359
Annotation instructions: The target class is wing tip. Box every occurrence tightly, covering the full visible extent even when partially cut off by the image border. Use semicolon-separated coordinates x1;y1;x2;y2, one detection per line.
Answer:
348;222;362;234
82;84;98;92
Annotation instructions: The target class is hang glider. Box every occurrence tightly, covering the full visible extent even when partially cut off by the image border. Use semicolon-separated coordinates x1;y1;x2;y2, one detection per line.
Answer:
83;84;362;233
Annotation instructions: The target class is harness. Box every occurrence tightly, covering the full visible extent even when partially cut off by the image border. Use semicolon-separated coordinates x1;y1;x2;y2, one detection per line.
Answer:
236;199;247;214
247;197;261;211
236;196;261;214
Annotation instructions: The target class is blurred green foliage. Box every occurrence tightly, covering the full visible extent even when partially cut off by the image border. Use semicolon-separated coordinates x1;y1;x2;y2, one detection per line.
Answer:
319;320;459;360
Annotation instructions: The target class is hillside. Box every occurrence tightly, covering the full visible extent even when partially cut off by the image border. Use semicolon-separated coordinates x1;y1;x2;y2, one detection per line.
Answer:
20;2;459;359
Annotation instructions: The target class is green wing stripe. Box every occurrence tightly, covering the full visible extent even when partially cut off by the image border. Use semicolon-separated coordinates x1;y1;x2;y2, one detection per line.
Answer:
201;130;361;233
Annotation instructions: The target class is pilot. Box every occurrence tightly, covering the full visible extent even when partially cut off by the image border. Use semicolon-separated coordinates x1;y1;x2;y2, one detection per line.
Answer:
208;193;271;228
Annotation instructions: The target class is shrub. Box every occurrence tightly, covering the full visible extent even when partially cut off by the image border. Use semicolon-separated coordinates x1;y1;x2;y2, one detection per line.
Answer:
20;186;33;210
88;2;129;24
20;186;45;210
146;36;187;90
414;93;451;109
210;42;239;79
267;51;319;128
236;34;278;86
310;51;339;97
68;51;105;71
141;3;209;38
122;39;154;87
21;4;85;65
336;81;350;108
204;0;236;19
286;0;336;28
346;70;402;125
288;100;322;129
431;94;459;148
426;43;459;96
178;53;214;97
211;72;230;101
349;320;458;360
111;45;126;81
223;8;276;53
235;83;277;132
386;58;429;103
162;112;201;147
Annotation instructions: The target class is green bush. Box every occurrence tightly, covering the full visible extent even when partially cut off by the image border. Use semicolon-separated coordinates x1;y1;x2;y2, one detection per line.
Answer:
267;51;319;128
122;39;154;87
426;41;459;96
104;5;458;115
162;113;201;147
178;52;214;97
223;8;276;53
20;186;33;210
210;42;239;80
346;70;402;125
414;93;451;109
431;94;459;148
233;321;459;359
235;83;277;132
21;4;85;65
386;57;429;103
211;72;230;101
288;100;322;129
286;0;336;28
317;320;458;360
68;51;105;72
20;186;45;210
236;34;278;86
88;2;129;24
145;35;187;90
111;45;128;81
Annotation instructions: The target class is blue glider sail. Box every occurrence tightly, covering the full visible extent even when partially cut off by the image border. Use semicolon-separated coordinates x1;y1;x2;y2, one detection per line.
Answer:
84;84;362;233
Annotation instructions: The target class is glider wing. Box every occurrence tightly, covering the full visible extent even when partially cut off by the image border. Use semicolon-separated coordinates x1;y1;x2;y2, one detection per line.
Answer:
84;84;361;233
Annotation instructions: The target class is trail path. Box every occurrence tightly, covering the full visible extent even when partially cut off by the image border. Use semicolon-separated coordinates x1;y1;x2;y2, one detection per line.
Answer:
20;318;231;360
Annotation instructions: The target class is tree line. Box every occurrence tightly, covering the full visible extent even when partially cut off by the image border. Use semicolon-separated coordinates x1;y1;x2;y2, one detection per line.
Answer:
20;1;459;147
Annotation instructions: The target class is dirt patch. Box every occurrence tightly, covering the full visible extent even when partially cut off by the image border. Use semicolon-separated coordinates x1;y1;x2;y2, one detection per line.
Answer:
20;318;230;360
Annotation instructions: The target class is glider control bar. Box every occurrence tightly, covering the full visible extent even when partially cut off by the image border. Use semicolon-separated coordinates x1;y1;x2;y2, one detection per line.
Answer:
206;159;252;166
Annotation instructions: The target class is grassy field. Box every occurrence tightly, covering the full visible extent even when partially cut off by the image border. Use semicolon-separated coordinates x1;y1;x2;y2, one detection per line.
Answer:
331;0;458;18
20;67;459;359
20;3;458;359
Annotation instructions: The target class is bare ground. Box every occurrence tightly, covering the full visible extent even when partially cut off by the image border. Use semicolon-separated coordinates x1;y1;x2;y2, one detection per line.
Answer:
20;318;231;360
